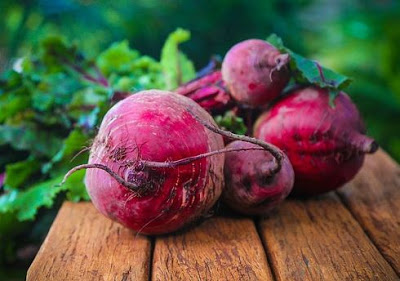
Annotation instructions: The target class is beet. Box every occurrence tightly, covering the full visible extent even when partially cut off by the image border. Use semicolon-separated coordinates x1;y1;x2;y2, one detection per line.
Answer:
62;89;289;234
223;141;294;215
175;71;233;113
77;90;225;234
221;39;290;107
254;86;378;195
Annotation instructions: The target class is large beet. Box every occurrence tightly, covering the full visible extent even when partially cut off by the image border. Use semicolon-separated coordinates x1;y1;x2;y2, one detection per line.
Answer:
254;86;378;195
84;90;225;234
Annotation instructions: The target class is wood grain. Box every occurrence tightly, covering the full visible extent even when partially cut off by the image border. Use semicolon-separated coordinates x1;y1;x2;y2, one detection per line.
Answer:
259;193;399;281
27;151;400;281
27;202;151;281
337;149;400;274
152;216;273;281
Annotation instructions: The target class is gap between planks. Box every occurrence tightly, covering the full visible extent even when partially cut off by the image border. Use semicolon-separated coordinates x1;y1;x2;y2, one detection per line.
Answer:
148;237;155;281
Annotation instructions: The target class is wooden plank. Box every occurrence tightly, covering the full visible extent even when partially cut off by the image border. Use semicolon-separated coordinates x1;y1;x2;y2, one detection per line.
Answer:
27;202;151;281
337;149;400;274
152;216;273;281
259;193;399;281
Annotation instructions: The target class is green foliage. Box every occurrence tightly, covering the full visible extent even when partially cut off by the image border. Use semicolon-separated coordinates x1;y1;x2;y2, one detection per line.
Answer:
0;124;64;158
267;34;352;102
215;111;247;135
1;176;63;221
41;128;90;175
160;28;196;90
0;169;85;221
0;39;97;229
97;41;140;76
97;41;164;91
4;159;40;189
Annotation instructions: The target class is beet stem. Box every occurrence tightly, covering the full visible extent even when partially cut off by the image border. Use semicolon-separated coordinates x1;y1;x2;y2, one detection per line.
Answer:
275;53;290;71
368;141;379;153
143;147;266;169
270;53;290;82
351;133;379;154
188;110;284;174
61;148;267;193
61;163;140;193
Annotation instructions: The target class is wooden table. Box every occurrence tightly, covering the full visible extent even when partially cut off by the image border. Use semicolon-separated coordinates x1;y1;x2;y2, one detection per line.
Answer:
27;150;400;280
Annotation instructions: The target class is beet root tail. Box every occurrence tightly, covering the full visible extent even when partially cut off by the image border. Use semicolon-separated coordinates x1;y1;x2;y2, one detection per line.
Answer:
351;133;379;154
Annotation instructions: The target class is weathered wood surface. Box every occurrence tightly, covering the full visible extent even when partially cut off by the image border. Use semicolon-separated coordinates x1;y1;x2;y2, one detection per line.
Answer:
337;150;400;274
152;217;273;281
27;150;400;281
259;194;398;281
26;202;152;281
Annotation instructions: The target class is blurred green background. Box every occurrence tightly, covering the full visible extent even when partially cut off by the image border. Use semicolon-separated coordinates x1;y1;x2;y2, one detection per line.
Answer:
1;0;399;159
0;0;399;279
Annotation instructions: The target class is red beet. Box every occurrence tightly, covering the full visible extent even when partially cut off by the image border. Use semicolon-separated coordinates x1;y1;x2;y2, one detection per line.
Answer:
175;71;233;113
254;86;378;195
81;90;225;234
223;141;294;215
222;39;290;107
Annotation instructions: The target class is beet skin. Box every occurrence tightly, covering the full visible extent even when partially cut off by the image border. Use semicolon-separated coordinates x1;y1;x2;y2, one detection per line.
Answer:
222;39;290;107
85;90;224;234
254;86;378;196
223;141;294;215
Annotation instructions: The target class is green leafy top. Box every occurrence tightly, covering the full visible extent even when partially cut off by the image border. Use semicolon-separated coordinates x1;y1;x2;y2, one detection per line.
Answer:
160;28;196;90
214;111;247;135
267;34;352;102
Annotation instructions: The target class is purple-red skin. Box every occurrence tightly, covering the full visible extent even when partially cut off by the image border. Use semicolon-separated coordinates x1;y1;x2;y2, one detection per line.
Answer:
222;39;290;107
223;141;294;215
254;86;378;196
85;90;224;235
175;71;233;113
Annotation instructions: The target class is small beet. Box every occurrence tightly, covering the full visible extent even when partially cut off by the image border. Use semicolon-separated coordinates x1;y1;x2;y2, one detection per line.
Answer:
222;39;290;107
223;141;294;215
254;86;378;196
